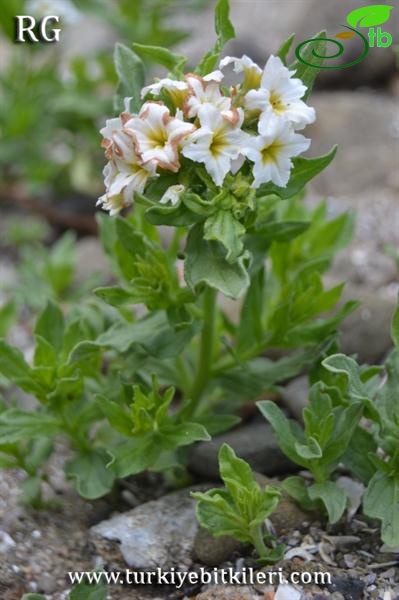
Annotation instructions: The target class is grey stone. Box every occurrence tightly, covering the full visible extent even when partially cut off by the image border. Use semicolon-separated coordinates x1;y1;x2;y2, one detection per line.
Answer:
193;527;242;566
307;93;399;197
196;585;257;600
90;487;200;569
74;236;109;285
254;474;312;535
338;285;397;364
176;1;398;88
188;420;297;480
280;376;309;422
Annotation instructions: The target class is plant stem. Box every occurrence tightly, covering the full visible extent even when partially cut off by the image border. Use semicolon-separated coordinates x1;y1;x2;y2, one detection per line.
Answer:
190;287;217;408
250;524;269;561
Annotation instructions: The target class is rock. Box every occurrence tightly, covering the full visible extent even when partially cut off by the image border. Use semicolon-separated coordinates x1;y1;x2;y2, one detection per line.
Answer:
193;527;242;566
307;93;399;197
196;585;257;600
254;474;311;535
176;1;398;88
74;236;109;285
338;284;397;364
188;420;298;480
280;376;309;422
275;583;302;600
327;576;365;600
91;487;201;569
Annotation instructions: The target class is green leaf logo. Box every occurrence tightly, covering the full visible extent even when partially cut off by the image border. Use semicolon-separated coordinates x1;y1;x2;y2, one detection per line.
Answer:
347;5;393;28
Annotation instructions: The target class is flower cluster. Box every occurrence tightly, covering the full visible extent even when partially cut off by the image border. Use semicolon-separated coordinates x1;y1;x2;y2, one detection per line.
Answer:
98;54;315;215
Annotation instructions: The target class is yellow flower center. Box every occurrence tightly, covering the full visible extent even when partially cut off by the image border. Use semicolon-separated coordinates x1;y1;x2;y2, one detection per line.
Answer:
210;129;227;157
270;91;286;115
148;127;169;150
261;141;282;164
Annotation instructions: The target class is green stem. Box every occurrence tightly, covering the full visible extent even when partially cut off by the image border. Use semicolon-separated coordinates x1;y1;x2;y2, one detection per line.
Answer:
250;524;269;560
190;287;217;408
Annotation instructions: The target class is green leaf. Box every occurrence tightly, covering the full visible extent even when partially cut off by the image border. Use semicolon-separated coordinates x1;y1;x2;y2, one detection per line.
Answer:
0;340;43;395
108;435;161;478
204;210;245;263
282;476;320;512
35;300;65;353
68;580;107;600
94;286;133;307
257;147;337;200
21;594;47;600
196;0;235;74
291;30;327;98
0;300;16;337
96;395;133;437
236;267;265;352
0;410;61;444
193;414;241;436
363;470;399;547
391;298;399;348
277;33;296;64
308;481;347;524
160;423;210;448
114;43;145;113
192;444;281;563
347;5;394;28
65;450;115;500
257;400;305;466
97;312;198;358
185;224;250;299
133;43;187;73
342;427;377;485
256;220;311;243
295;437;323;460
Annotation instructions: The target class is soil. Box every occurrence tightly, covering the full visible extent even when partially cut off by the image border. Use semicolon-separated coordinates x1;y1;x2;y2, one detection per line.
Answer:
1;443;398;600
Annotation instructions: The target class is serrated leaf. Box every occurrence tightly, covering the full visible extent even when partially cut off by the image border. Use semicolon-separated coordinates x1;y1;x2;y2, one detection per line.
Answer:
185;223;250;299
347;5;394;28
114;43;145;113
308;481;347;523
363;470;399;547
65;450;115;500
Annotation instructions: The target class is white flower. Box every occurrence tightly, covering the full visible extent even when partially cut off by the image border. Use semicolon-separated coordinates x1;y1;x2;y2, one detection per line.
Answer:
100;115;131;161
141;78;188;99
184;74;231;119
182;104;248;186
97;152;157;216
245;121;311;189
220;55;262;89
160;184;185;206
124;102;195;172
245;55;316;133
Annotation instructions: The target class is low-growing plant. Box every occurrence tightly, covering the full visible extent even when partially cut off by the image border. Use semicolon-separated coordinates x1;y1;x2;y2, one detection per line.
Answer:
192;444;283;564
0;0;355;520
257;303;399;547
